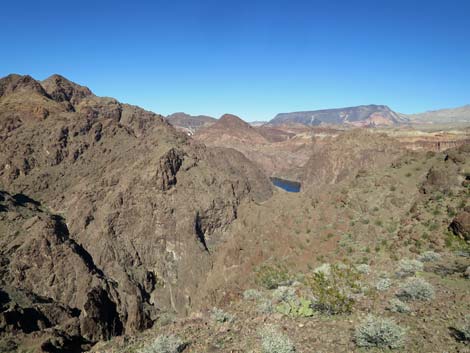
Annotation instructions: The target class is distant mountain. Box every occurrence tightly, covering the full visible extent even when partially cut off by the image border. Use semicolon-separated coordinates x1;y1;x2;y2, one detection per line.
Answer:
249;121;268;127
195;114;268;144
270;104;407;127
406;104;470;124
166;112;216;134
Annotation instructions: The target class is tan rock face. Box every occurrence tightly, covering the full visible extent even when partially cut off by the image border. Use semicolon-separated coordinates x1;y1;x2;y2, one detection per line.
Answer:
0;74;272;348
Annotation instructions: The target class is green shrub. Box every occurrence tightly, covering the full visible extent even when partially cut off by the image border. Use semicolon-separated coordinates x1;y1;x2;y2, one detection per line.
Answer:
139;335;185;353
275;298;314;318
354;315;406;349
259;326;296;353
211;308;234;323
397;277;435;301
305;264;360;315
255;264;290;289
396;259;424;277
387;298;411;313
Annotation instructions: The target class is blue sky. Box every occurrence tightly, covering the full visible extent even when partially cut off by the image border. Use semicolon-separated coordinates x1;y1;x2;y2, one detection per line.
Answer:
1;0;469;121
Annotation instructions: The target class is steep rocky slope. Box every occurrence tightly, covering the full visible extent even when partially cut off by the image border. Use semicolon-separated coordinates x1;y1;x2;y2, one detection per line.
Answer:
300;130;404;188
0;74;272;351
271;104;407;127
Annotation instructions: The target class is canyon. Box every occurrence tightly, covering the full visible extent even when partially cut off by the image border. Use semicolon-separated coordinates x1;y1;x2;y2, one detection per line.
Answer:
1;74;469;353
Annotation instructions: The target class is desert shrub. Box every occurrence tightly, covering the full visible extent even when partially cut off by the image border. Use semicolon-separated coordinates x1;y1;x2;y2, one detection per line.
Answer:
272;286;297;303
354;315;406;349
396;259;424;277
313;263;331;276
243;289;262;301
376;278;392;291
387;298;411;313
356;264;371;274
453;315;470;343
418;251;441;262
255;263;290;289
211;308;234;323
305;264;360;315
257;298;274;314
275;297;314;318
139;335;185;353
397;277;435;301
259;326;296;353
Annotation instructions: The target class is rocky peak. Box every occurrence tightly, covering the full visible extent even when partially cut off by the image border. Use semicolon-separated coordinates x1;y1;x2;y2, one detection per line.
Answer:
41;74;94;106
0;74;48;98
217;114;252;129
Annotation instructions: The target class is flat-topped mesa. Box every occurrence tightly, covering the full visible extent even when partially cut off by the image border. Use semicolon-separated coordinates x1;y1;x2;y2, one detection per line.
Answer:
41;74;94;107
270;104;408;127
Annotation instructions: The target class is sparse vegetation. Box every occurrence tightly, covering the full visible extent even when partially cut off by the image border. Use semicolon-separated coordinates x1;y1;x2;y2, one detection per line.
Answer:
243;289;262;301
138;335;185;353
305;264;360;314
453;315;470;343
418;250;441;262
396;259;424;277
255;263;290;289
354;315;406;349
387;298;411;313
376;278;392;291
211;307;235;323
272;286;296;302
397;277;435;301
259;326;296;353
356;263;371;274
258;298;274;314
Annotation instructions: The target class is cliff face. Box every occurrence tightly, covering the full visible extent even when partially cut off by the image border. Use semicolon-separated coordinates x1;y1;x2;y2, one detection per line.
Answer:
0;74;272;350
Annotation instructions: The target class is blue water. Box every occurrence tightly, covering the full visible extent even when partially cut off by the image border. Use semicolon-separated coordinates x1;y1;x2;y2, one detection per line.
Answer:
270;177;301;192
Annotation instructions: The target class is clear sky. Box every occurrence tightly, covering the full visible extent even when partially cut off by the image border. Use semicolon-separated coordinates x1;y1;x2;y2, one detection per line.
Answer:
1;0;469;121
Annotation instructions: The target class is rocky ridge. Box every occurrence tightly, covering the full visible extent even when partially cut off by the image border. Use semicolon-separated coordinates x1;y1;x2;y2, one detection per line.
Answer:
0;74;272;351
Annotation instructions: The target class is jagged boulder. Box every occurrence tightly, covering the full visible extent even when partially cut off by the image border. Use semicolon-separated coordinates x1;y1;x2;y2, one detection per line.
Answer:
450;212;470;241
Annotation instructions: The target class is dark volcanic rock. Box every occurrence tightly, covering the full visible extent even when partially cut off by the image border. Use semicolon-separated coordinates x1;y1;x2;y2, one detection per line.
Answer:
450;212;470;241
79;287;123;342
